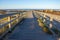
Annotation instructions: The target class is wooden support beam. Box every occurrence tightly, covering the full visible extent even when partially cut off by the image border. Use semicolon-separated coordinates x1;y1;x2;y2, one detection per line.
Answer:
49;17;53;28
8;16;11;31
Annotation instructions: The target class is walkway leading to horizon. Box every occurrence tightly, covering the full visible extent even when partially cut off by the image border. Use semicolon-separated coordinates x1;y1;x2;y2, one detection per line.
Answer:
4;11;55;40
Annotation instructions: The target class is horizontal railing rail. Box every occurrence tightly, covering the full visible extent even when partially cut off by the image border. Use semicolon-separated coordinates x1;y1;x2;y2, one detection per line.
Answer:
0;13;18;19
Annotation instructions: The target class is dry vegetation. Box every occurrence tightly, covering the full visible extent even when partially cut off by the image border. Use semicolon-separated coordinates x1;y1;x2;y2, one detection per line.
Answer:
0;9;26;14
44;10;60;15
37;9;60;15
0;10;7;14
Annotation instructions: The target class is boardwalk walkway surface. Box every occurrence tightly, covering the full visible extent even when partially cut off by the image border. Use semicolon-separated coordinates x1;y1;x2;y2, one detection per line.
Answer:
4;11;55;40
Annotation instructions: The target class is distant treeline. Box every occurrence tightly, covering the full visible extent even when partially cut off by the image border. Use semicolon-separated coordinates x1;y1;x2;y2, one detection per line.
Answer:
36;9;60;15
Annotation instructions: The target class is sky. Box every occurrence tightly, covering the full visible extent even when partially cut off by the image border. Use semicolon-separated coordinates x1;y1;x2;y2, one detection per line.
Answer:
0;0;60;9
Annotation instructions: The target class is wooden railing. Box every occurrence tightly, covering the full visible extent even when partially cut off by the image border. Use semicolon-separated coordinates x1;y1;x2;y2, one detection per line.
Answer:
0;12;26;39
34;11;60;36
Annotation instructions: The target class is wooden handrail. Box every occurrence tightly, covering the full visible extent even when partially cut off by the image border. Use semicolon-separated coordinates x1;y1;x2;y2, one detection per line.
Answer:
0;12;26;39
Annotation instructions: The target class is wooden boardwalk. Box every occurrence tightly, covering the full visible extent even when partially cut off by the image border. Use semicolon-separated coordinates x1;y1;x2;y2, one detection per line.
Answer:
4;11;55;40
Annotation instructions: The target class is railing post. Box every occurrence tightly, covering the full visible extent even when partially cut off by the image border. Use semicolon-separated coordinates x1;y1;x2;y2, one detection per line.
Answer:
8;16;11;31
43;15;46;23
49;17;53;28
16;14;19;23
18;13;20;21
